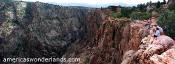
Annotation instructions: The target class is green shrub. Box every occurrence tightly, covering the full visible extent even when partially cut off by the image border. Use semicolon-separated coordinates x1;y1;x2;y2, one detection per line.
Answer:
131;6;137;12
112;7;117;12
156;1;161;8
111;13;118;18
168;3;175;11
137;4;146;12
111;7;135;18
111;13;122;18
111;42;115;48
130;12;140;19
173;10;175;14
149;9;154;13
120;8;132;18
130;12;151;20
163;0;166;4
158;12;175;39
154;7;165;13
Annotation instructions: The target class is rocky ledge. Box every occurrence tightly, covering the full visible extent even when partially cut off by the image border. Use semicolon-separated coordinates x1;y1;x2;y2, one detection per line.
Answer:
122;35;175;64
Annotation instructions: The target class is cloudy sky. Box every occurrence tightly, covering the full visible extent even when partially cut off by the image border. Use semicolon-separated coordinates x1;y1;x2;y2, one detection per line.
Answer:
21;0;168;7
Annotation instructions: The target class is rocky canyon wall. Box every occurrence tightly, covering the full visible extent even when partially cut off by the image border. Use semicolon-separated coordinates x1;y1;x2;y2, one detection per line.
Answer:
63;18;151;64
0;1;93;62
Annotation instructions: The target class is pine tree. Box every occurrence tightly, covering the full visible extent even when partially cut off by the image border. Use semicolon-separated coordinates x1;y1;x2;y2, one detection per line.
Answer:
163;0;166;4
156;1;161;8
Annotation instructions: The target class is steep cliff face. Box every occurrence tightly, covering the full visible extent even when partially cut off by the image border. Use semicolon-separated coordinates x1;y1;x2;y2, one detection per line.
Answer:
63;18;150;64
25;2;90;57
0;2;28;58
0;1;91;60
64;16;175;64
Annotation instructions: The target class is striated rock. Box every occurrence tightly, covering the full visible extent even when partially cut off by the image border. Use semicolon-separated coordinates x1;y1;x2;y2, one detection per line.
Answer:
150;49;175;64
150;36;175;64
121;50;135;64
125;35;175;64
64;18;150;64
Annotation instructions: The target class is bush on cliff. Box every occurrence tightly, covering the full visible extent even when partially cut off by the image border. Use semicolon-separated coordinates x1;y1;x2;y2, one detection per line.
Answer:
111;13;122;18
111;13;118;18
156;1;161;8
168;3;175;11
111;8;133;18
137;4;146;12
120;8;132;18
130;12;151;20
158;12;175;39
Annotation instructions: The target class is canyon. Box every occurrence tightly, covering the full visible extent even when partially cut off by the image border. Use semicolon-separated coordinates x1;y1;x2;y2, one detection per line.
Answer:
0;1;175;64
0;1;90;62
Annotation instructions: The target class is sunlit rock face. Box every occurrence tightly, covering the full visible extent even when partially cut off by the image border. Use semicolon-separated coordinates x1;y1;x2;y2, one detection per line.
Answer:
0;1;91;61
63;18;150;64
122;35;175;64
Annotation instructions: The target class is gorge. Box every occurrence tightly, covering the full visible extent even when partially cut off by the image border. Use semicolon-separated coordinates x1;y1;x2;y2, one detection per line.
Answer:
0;1;175;64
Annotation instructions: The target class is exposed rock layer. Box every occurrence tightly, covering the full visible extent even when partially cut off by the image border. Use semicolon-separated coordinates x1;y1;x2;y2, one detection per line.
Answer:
64;18;150;64
122;35;175;64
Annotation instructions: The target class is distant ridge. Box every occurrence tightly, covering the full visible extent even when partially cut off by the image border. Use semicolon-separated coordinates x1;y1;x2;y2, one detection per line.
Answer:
48;2;137;8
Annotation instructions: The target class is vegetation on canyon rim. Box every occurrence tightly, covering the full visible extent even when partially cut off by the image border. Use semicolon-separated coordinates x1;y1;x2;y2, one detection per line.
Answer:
110;0;175;39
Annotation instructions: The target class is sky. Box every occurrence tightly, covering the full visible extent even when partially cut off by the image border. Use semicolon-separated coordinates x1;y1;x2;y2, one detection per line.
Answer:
21;0;168;7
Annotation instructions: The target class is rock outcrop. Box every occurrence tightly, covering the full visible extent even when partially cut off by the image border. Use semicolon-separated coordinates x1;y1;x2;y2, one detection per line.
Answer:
122;35;175;64
63;18;150;64
64;17;175;64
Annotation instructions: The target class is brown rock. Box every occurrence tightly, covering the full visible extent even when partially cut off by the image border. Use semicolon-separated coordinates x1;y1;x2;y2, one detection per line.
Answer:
127;35;175;64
